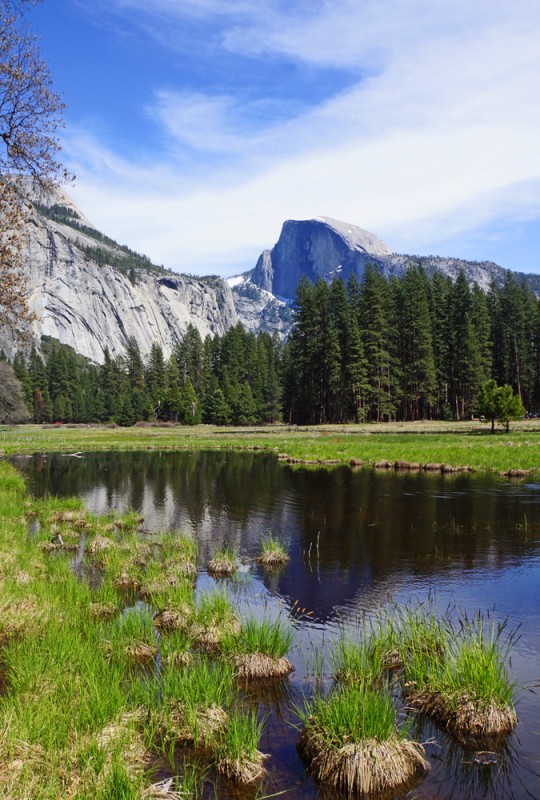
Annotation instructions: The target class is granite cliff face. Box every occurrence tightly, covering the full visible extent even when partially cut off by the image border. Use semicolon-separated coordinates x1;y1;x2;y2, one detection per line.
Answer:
8;188;238;363
8;190;540;362
261;217;392;299
245;216;540;302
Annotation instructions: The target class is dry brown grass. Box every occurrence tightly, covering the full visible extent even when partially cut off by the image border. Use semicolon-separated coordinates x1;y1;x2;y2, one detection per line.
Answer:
381;648;403;670
256;551;290;568
0;598;46;644
163;558;198;580
88;535;116;556
164;651;192;669
124;641;159;664
216;750;267;784
207;558;237;578
153;608;187;633
191;616;242;655
166;702;228;746
406;689;518;745
142;778;186;799
113;573;140;591
298;731;430;797
233;653;294;681
51;510;83;523
88;602;119;620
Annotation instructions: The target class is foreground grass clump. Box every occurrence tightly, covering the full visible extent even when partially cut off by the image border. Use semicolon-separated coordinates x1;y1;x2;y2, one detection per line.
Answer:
155;657;234;749
216;709;267;784
297;684;430;796
207;544;238;578
190;589;241;653
404;614;517;745
104;606;158;665
330;632;387;686
392;603;450;666
223;615;294;681
256;531;290;568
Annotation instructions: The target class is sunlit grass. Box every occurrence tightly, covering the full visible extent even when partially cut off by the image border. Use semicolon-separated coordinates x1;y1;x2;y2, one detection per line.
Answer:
3;420;540;472
257;531;290;568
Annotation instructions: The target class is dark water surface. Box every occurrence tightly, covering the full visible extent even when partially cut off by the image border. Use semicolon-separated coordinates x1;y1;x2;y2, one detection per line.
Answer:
13;451;540;799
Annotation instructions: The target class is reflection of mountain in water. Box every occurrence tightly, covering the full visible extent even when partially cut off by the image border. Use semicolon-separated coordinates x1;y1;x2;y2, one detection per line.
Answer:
13;451;540;622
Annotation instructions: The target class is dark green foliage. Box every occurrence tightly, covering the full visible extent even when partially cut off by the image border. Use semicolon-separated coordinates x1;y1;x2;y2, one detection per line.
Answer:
281;267;540;424
34;201;165;279
10;268;540;427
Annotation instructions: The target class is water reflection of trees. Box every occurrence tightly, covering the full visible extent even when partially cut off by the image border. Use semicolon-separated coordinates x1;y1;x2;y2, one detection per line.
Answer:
13;452;540;620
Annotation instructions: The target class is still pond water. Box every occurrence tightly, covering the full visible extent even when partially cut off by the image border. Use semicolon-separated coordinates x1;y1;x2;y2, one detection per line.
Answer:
13;450;540;800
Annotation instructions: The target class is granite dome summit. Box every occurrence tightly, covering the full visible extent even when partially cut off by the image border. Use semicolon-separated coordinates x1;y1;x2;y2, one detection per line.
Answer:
3;187;540;362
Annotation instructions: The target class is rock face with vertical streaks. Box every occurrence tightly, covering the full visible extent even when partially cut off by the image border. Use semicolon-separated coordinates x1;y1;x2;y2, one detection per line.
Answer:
3;185;238;363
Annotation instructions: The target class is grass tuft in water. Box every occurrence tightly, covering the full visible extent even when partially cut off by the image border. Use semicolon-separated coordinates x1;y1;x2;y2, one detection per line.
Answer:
256;531;290;568
207;544;238;578
216;709;267;784
223;615;294;681
404;612;518;743
297;683;429;796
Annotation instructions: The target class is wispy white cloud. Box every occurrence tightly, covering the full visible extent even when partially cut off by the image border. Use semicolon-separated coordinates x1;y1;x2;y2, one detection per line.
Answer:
66;0;540;274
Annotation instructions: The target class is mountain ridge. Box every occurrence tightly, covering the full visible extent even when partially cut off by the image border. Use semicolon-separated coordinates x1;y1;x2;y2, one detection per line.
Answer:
3;186;539;362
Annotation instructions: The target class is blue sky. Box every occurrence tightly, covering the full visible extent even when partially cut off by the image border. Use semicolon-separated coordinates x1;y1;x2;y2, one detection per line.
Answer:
30;0;540;277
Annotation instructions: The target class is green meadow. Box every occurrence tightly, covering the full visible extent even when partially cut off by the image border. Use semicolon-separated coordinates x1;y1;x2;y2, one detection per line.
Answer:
1;420;539;473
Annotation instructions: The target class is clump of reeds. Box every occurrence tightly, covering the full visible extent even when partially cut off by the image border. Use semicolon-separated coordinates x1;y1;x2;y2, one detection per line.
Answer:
139;566;193;604
158;657;234;748
216;709;267;784
223;615;294;681
190;589;241;654
256;531;290;568
404;614;517;745
160;630;193;669
330;633;386;686
89;534;116;557
207;544;238;578
393;603;449;663
104;607;158;665
159;531;199;562
297;684;430;796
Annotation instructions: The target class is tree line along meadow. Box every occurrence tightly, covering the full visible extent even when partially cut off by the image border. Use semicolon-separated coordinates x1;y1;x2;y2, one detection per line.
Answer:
2;264;538;429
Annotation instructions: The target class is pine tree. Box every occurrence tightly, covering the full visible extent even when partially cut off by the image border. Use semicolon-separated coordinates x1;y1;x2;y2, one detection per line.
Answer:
164;356;183;422
429;272;452;418
397;265;436;420
360;266;399;421
179;377;201;425
346;274;369;422
312;279;341;423
175;324;206;397
448;271;482;419
146;342;166;418
12;351;32;410
283;277;319;424
203;383;232;425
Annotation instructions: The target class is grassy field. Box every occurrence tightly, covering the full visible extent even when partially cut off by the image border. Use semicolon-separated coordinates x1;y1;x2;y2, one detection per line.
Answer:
1;420;540;473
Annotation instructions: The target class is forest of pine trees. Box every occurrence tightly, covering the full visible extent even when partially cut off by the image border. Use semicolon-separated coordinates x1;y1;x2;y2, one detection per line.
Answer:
6;267;540;426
